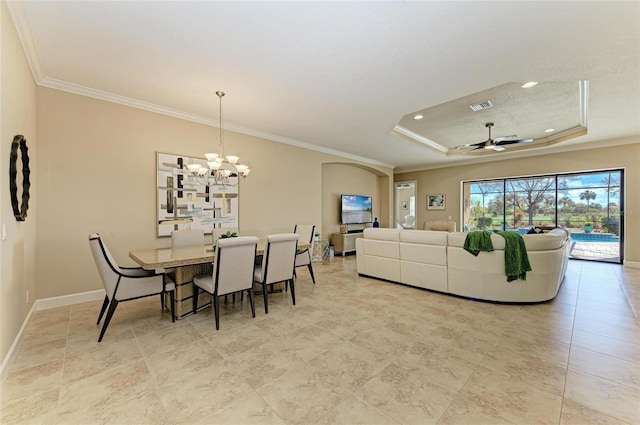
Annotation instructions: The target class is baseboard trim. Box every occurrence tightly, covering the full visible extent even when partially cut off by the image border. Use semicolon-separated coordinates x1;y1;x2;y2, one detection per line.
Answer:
0;289;105;384
36;289;105;311
0;302;37;384
624;260;640;269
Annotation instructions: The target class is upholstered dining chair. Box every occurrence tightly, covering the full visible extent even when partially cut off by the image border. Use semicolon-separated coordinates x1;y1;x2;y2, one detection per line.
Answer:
294;224;316;284
192;236;258;330
253;233;299;314
171;228;205;247
89;233;175;342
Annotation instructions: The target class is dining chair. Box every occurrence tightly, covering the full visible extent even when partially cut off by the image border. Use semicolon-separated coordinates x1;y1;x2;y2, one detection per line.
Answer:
253;233;299;314
192;236;259;330
89;233;176;342
294;224;316;284
171;228;205;247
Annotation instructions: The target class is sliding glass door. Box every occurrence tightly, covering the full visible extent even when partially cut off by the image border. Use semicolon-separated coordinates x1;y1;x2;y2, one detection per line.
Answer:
463;169;624;264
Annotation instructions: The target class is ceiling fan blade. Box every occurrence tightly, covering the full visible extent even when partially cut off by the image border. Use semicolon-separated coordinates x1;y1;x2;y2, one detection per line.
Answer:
495;138;533;146
452;124;533;153
494;134;518;142
454;139;489;150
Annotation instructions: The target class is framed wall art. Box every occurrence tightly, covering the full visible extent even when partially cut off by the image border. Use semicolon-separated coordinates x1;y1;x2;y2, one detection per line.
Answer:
156;152;239;237
427;194;446;210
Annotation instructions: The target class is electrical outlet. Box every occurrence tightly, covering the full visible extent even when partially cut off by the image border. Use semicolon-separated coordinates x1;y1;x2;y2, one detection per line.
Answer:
26;290;29;304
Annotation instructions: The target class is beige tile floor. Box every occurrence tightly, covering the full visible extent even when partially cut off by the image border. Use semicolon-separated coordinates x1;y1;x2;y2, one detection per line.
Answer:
1;257;639;425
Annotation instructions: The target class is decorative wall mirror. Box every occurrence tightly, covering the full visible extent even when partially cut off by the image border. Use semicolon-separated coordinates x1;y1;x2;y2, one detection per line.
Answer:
9;135;31;221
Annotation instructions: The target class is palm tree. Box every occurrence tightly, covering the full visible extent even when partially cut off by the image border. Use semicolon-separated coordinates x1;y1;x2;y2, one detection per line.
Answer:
579;190;597;214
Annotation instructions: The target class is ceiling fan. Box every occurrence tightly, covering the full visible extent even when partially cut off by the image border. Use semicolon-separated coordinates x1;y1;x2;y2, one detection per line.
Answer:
455;122;533;152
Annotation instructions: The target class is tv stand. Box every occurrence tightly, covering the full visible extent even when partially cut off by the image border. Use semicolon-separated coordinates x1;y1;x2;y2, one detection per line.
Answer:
331;232;363;256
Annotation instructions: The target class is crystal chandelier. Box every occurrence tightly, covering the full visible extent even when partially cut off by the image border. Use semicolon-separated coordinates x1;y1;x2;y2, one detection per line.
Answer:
187;91;251;186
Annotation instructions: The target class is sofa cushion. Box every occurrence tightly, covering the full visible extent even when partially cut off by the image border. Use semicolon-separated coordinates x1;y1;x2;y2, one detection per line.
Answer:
400;229;448;246
363;228;400;242
522;229;568;251
527;226;555;234
449;229;568;252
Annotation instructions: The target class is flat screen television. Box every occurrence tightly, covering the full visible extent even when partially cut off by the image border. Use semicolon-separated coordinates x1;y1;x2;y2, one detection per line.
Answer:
341;194;373;224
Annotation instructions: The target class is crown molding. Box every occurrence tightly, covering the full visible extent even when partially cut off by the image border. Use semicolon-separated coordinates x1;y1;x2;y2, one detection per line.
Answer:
37;76;395;169
391;126;449;153
6;1;45;82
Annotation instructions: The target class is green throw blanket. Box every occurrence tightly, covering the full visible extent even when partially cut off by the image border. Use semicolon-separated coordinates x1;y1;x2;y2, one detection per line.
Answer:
498;231;532;282
463;231;532;282
463;230;494;256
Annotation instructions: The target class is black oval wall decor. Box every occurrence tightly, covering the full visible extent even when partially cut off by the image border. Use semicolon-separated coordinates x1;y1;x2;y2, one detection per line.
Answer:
9;135;31;221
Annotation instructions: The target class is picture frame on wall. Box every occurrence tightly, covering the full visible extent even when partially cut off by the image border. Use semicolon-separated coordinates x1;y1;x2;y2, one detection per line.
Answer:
427;194;446;210
156;151;239;237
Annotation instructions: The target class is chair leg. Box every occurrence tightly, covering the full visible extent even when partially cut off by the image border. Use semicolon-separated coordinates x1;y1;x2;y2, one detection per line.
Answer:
97;295;109;325
307;263;316;284
213;295;220;330
98;299;119;342
248;289;255;318
160;293;165;310
289;278;296;305
193;286;200;314
169;290;175;322
262;282;269;314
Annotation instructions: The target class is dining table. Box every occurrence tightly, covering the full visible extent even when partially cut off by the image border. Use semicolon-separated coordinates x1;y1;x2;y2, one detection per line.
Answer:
129;241;310;319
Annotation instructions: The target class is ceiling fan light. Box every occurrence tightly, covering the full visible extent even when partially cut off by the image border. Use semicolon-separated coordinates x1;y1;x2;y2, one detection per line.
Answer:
493;145;506;152
521;81;538;88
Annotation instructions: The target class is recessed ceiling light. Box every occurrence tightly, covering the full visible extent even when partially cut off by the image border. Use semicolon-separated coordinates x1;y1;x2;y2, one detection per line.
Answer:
545;128;555;133
521;81;538;88
414;114;423;120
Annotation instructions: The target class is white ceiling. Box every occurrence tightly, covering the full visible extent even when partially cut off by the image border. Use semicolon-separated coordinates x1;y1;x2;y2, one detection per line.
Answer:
7;1;640;172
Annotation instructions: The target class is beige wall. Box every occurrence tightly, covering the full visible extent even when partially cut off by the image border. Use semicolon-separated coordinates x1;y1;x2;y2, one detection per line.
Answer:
395;142;640;264
35;87;393;302
1;1;38;365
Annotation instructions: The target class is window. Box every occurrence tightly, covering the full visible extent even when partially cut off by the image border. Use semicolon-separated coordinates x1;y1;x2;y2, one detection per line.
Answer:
463;169;624;263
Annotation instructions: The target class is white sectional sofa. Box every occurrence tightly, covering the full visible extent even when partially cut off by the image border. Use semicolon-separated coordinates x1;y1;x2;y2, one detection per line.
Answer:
355;227;570;303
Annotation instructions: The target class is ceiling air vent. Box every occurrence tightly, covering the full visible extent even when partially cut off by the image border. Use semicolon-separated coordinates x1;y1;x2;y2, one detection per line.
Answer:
469;100;493;112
